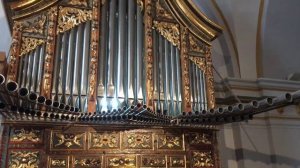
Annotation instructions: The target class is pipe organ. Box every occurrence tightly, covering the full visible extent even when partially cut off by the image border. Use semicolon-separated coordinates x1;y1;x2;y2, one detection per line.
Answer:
0;0;254;167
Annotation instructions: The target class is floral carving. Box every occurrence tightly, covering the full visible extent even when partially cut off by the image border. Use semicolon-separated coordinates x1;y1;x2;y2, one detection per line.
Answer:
170;156;185;167
126;133;152;149
57;7;92;33
74;158;101;167
189;35;206;54
107;157;136;167
53;133;84;148
20;37;45;56
192;151;214;167
10;129;41;143
153;20;180;47
189;56;206;72
68;0;88;7
158;135;182;149
90;132;119;149
22;15;47;35
141;156;166;167
8;151;39;168
156;0;173;20
51;159;67;167
190;133;212;145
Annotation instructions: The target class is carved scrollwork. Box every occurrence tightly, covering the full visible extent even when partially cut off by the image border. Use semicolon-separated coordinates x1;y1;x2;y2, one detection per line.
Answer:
90;132;119;149
205;47;216;109
189;56;206;72
137;0;144;11
125;133;152;149
8;151;39;168
20;37;45;56
192;151;214;167
189;35;206;54
10;128;41;143
57;7;92;33
153;20;180;47
156;0;173;20
68;0;88;7
50;159;67;167
107;156;136;167
74;158;102;167
190;132;212;145
170;156;185;167
158;135;183;150
141;156;166;167
51;132;85;149
22;15;47;35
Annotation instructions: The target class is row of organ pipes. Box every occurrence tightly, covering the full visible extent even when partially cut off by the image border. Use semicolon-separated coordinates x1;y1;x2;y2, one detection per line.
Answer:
13;0;208;117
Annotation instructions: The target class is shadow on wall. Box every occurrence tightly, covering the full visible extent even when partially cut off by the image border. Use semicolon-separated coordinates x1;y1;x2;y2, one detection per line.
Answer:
221;147;300;168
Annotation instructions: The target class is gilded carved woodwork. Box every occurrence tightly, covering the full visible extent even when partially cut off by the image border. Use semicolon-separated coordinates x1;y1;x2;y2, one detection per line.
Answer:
8;151;39;168
89;132;120;149
41;7;57;97
189;35;206;54
157;134;183;150
189;56;206;72
20;37;45;56
190;132;212;145
7;21;22;81
51;132;86;150
87;0;100;112
192;151;214;167
205;47;216;109
107;156;136;168
144;0;154;109
74;157;102;168
68;0;88;7
153;20;180;47
180;27;192;112
49;157;68;168
10;128;41;143
141;156;166;167
169;156;186;167
155;0;173;20
124;133;153;149
57;7;92;33
21;15;47;35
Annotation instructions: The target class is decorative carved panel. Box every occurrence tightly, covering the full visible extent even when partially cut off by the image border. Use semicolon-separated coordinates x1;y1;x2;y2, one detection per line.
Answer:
73;156;102;168
157;134;184;150
169;156;186;168
141;155;166;167
49;156;69;168
192;151;214;168
50;131;86;150
189;132;213;145
89;132;120;149
123;132;153;150
106;155;137;168
10;128;43;143
8;150;40;168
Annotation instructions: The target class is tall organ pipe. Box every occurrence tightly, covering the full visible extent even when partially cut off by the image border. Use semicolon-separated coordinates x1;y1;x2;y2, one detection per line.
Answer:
136;3;143;101
36;45;45;93
127;0;135;102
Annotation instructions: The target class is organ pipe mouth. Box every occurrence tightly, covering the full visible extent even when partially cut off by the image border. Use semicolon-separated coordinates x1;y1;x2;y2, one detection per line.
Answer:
227;106;233;112
0;74;5;85
251;101;259;108
53;101;60;108
237;104;244;110
18;88;29;97
59;103;65;110
284;93;293;102
218;108;223;114
6;81;18;92
64;105;70;111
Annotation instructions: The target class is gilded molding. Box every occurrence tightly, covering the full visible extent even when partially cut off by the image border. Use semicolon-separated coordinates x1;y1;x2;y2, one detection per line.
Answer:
153;20;180;47
8;151;39;168
90;132;119;149
68;0;88;7
57;7;92;33
20;37;45;56
7;21;22;81
180;27;192;111
41;6;58;97
125;133;152;149
189;56;206;72
74;158;102;167
192;151;214;167
205;47;216;109
107;156;136;167
144;0;154;109
87;0;100;112
155;0;173;20
22;15;47;35
10;129;41;143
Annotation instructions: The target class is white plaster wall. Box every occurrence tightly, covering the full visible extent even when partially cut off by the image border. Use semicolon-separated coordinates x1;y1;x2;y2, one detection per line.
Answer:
0;2;11;54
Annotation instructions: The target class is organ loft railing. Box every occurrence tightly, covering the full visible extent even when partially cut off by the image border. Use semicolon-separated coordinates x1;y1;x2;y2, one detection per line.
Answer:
5;0;222;116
